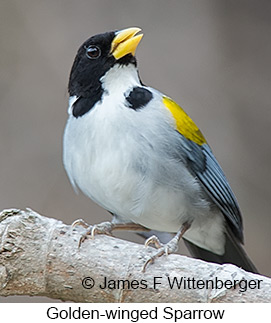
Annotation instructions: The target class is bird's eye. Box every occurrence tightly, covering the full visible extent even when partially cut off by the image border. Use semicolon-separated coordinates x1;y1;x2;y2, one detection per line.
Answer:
86;46;101;59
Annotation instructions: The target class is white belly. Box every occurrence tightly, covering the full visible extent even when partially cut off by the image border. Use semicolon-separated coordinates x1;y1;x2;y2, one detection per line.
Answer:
64;106;195;225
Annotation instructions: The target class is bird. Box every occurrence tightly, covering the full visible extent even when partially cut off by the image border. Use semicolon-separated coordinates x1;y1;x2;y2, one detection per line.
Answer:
63;27;258;273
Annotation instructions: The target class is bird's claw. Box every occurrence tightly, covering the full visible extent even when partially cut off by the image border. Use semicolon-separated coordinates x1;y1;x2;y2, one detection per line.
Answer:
144;235;163;249
72;221;114;248
71;218;89;229
142;235;179;272
90;222;114;236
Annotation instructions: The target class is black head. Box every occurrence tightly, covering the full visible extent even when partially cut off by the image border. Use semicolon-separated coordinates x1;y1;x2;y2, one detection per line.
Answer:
68;27;143;98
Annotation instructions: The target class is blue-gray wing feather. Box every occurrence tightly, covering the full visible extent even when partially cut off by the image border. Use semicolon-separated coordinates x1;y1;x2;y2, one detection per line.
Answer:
182;139;243;242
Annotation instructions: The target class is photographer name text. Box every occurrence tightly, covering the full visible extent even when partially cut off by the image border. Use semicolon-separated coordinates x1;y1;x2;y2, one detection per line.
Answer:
82;276;262;293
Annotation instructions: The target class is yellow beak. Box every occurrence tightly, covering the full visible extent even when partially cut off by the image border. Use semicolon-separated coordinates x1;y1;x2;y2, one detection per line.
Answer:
110;27;143;60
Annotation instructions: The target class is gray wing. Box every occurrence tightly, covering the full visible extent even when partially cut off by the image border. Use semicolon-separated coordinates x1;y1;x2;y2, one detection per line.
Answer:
182;138;243;243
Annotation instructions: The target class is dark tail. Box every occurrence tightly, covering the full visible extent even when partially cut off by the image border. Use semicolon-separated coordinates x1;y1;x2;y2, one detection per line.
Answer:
183;227;258;274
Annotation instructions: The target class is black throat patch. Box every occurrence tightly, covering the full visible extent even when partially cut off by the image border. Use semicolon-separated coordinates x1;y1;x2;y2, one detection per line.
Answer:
125;87;153;110
72;93;103;118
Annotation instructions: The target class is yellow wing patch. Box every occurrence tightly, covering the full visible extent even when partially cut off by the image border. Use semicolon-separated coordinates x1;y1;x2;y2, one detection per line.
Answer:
162;96;207;146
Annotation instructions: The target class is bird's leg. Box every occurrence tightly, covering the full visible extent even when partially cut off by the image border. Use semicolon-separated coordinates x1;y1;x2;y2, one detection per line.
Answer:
142;222;191;272
71;220;149;247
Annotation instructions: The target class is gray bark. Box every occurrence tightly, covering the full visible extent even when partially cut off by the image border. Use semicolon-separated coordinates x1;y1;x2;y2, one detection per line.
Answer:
0;208;270;302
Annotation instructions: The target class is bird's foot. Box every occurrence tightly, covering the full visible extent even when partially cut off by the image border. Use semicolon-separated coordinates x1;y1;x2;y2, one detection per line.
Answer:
71;220;148;248
142;222;191;272
142;234;180;272
72;220;114;248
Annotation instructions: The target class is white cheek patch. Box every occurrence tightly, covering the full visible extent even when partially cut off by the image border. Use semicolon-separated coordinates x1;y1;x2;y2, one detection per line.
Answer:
68;95;79;115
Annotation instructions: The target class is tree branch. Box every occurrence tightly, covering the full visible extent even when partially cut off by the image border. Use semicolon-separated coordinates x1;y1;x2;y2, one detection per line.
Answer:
0;208;270;302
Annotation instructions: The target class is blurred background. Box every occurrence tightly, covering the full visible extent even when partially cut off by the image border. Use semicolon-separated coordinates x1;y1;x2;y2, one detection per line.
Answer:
0;0;270;302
